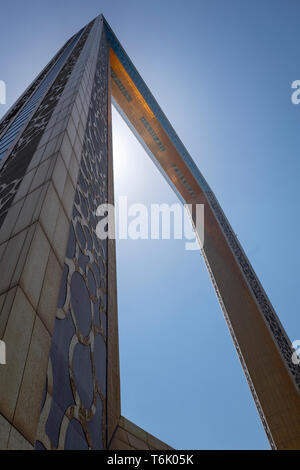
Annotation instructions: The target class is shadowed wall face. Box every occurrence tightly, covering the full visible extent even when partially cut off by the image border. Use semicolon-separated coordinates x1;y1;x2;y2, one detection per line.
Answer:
36;22;110;450
0;16;114;450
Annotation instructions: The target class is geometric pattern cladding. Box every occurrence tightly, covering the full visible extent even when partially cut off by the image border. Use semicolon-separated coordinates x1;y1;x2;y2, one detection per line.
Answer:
36;26;109;450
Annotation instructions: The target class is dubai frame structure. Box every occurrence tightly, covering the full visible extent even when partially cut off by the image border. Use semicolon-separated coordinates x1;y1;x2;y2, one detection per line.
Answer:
0;14;299;450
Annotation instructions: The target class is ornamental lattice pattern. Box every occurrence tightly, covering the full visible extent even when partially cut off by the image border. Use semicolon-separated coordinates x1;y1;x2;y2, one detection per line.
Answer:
35;27;109;450
201;249;276;448
0;21;94;231
0;34;74;139
206;190;300;391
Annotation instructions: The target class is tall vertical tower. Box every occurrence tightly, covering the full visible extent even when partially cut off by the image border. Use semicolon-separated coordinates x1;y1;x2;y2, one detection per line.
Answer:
0;14;299;450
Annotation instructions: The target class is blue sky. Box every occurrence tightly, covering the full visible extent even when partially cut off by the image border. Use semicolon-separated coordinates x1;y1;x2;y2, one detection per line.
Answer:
1;0;300;450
